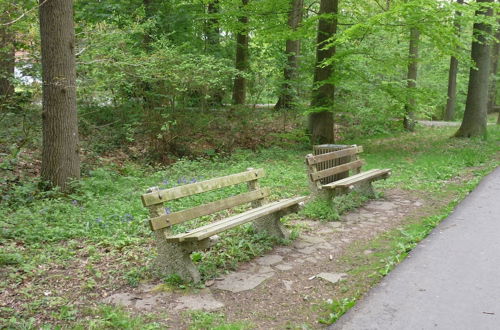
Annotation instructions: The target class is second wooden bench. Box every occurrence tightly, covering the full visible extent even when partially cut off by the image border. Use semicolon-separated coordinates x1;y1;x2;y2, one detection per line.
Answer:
305;145;391;197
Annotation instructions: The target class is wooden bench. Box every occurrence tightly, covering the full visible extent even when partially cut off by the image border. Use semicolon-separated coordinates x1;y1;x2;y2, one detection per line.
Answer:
141;168;307;282
305;145;391;197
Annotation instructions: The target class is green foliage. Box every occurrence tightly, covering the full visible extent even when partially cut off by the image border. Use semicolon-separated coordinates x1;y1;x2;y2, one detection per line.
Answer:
188;311;251;330
302;193;370;222
319;297;357;325
78;305;162;329
302;198;339;222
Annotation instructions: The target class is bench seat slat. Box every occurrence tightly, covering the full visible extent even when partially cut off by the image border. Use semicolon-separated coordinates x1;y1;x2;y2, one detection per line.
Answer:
149;188;271;231
166;196;308;242
322;169;391;189
310;159;364;182
142;168;265;206
306;146;363;165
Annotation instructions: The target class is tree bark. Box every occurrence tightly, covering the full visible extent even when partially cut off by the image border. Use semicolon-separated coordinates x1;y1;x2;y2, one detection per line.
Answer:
206;0;220;51
444;0;464;121
275;0;303;110
0;14;15;109
309;0;338;144
455;0;493;138
487;22;500;114
403;27;419;131
232;0;250;106
39;0;80;190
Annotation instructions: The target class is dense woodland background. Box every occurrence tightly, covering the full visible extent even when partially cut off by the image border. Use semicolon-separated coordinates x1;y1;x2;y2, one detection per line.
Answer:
1;0;500;191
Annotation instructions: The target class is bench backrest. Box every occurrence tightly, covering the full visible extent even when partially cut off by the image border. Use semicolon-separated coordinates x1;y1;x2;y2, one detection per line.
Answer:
305;145;364;190
142;168;269;231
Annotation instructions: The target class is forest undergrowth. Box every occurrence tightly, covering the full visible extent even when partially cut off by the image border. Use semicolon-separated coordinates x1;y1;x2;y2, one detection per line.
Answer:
1;123;499;328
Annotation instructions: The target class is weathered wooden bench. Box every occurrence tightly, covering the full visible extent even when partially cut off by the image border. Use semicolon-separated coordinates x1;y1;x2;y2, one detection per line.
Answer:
141;168;307;282
305;145;391;197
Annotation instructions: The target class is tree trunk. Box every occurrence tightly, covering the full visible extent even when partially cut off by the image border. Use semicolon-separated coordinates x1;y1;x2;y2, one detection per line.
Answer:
275;0;303;110
0;18;15;109
403;27;419;131
39;0;80;191
455;0;493;138
309;0;338;144
444;0;464;121
206;0;220;51
487;22;500;114
232;0;250;106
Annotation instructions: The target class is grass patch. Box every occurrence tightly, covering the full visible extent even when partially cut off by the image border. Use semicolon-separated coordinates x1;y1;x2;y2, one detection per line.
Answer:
187;311;252;330
1;125;499;327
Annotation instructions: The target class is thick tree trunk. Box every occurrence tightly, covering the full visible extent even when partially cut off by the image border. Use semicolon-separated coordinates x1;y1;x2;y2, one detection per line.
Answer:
232;0;250;106
444;0;464;121
0;20;15;108
403;27;419;131
487;24;500;114
39;0;80;190
309;0;338;144
275;0;303;110
455;0;493;138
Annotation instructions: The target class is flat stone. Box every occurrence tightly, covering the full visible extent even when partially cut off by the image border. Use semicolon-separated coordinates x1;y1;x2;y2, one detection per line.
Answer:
274;247;293;254
368;201;397;211
174;292;224;311
258;266;273;274
293;241;312;249
297;246;317;255
256;255;283;266
283;280;293;291
103;293;136;307
301;235;326;244
317;272;347;284
135;296;161;311
363;250;374;255
275;263;294;271
214;271;275;293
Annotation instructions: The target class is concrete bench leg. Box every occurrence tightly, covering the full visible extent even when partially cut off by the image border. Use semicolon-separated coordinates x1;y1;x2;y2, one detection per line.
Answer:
253;204;302;240
351;181;375;198
153;230;201;283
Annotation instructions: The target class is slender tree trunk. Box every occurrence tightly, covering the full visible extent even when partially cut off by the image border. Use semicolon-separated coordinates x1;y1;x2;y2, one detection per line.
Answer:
232;0;250;106
309;0;338;144
275;0;303;110
487;23;500;114
455;0;493;138
0;18;15;109
206;0;220;51
444;0;464;121
403;27;419;131
39;0;80;190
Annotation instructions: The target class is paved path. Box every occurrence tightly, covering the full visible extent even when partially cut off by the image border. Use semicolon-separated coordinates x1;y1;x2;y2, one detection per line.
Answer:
331;167;500;330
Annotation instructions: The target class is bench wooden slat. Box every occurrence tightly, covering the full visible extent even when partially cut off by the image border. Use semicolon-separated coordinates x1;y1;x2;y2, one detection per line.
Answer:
142;168;265;206
323;169;391;189
166;196;308;242
149;188;270;231
306;146;363;165
310;159;364;182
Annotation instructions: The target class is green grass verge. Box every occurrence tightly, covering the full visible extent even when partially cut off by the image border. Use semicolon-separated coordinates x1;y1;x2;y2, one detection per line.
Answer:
1;125;499;328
